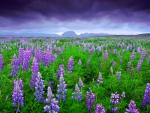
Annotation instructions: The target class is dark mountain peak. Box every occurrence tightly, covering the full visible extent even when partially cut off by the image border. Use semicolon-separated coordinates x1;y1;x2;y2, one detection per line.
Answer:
61;31;78;37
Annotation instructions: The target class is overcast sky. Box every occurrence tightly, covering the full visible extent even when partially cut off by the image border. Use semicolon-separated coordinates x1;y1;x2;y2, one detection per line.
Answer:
0;0;150;35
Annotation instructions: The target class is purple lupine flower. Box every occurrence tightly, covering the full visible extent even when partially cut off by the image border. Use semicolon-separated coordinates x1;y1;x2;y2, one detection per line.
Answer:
142;83;150;109
113;61;116;66
114;49;117;54
56;64;65;78
12;79;24;112
67;56;74;72
110;92;119;112
34;72;45;103
94;103;106;113
118;51;120;56
0;54;4;70
56;74;67;101
137;59;143;71
42;51;52;66
86;88;96;112
30;58;39;88
130;54;135;60
11;54;20;77
44;86;60;113
78;59;82;66
97;72;103;86
130;51;136;60
18;48;24;65
116;71;121;83
102;50;108;61
51;54;57;62
22;50;31;70
141;51;147;60
89;46;95;54
72;84;82;102
79;78;84;88
125;100;139;113
126;45;129;51
35;49;42;63
120;91;125;99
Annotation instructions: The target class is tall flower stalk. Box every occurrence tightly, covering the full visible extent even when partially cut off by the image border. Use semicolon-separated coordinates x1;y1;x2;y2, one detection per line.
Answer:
56;74;67;102
96;72;103;86
34;72;45;103
125;100;139;113
22;50;32;71
79;78;84;89
72;84;82;102
12;79;24;112
44;87;60;113
86;88;96;112
11;54;20;77
94;103;106;113
67;56;74;72
56;64;65;78
142;83;150;109
18;48;24;65
102;50;108;61
0;54;4;71
116;71;121;84
110;92;119;112
42;51;52;66
30;58;39;88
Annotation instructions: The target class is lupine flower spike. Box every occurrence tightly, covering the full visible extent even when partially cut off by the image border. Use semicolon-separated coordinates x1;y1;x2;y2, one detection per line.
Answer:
12;79;24;113
72;84;82;102
44;87;60;113
86;88;96;112
34;72;45;103
142;83;150;109
56;64;65;78
67;56;74;73
79;78;84;88
78;59;82;66
110;92;119;113
56;74;67;102
125;100;139;113
0;54;4;71
94;103;106;113
96;72;103;86
30;58;39;88
120;91;125;99
116;71;121;83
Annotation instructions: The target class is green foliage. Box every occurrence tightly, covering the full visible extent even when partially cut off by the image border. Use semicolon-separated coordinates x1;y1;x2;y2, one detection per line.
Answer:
0;37;150;112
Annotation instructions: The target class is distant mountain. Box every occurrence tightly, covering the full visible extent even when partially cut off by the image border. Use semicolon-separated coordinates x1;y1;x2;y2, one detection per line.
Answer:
0;31;111;37
61;31;78;37
61;31;110;37
1;31;150;37
79;33;110;37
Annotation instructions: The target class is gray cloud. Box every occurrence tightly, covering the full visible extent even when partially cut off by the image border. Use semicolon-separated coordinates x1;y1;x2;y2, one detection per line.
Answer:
0;0;150;34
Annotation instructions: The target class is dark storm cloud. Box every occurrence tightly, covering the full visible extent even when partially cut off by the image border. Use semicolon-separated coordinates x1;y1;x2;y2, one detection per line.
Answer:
0;0;150;25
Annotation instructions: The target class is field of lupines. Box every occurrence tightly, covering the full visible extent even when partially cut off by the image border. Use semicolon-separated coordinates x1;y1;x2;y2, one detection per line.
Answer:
0;37;150;113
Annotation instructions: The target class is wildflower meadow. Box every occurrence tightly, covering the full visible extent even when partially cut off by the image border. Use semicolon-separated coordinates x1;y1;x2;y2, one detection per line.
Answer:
0;37;150;113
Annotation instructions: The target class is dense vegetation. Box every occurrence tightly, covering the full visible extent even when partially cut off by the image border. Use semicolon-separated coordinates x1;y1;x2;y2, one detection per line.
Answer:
0;37;150;113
